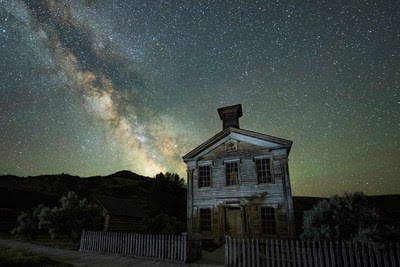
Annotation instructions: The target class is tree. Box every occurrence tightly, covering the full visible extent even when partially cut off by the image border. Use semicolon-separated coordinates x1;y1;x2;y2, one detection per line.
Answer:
150;172;186;220
37;192;102;242
301;192;380;242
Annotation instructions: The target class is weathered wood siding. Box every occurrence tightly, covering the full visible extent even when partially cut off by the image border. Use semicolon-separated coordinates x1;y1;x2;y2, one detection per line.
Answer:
103;212;145;233
189;140;294;243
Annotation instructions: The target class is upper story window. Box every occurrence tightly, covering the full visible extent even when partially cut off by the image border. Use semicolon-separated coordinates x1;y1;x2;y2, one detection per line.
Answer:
199;208;212;232
260;207;277;235
226;162;239;186
198;165;211;188
256;158;273;183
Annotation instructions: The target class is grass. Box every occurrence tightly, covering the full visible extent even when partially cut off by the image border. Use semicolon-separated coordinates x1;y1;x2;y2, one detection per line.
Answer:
0;233;80;251
0;247;72;266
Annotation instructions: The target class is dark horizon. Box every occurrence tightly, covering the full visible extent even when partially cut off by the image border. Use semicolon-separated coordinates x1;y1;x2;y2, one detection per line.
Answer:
1;170;399;198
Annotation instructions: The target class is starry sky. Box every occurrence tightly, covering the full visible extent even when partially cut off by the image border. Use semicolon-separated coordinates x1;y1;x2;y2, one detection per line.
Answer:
0;0;399;197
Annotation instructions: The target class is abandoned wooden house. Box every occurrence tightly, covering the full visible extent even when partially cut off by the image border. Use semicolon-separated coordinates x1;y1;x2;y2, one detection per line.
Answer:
92;195;145;233
183;104;295;245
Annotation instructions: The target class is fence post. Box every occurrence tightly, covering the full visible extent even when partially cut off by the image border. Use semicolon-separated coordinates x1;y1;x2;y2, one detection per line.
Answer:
161;234;165;260
324;241;330;267
88;231;93;251
79;229;85;251
256;239;260;267
389;243;396;266
367;243;374;267
252;239;255;267
243;238;246;267
310;241;316;267
376;244;382;267
361;243;368;267
295;240;301;267
285;240;289;267
183;233;188;262
290;240;296;267
317;241;323;267
234;238;237;266
276;240;280;267
97;231;102;252
301;240;307;267
271;240;275;267
355;242;361;266
306;241;312;267
231;236;234;266
382;244;389;267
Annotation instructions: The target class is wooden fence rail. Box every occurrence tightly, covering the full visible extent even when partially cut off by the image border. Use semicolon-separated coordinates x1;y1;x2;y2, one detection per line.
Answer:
225;236;400;267
79;230;197;263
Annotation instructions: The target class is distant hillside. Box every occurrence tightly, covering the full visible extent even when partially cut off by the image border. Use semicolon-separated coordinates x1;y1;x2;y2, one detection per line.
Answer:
293;195;400;237
0;170;152;201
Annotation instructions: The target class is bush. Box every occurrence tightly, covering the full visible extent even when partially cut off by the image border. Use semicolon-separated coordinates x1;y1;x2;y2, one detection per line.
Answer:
38;192;103;242
300;192;399;243
12;192;103;242
11;205;44;240
301;192;377;241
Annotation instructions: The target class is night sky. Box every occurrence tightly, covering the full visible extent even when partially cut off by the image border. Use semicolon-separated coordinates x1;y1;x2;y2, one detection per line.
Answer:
1;1;399;197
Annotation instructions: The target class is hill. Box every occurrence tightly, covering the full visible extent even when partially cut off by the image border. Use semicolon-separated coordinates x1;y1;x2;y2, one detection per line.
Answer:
0;170;152;201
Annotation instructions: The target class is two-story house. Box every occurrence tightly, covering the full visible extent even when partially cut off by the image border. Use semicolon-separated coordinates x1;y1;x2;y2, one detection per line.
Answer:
183;104;295;245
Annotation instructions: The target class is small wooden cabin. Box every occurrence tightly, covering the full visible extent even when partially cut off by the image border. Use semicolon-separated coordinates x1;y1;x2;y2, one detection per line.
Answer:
183;104;295;245
92;195;145;232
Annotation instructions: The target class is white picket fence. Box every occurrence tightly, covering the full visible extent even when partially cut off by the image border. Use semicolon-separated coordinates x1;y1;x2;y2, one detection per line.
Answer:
225;236;400;267
79;230;188;262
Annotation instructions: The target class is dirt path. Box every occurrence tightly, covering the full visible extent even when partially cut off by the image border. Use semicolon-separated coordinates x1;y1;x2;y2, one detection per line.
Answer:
0;238;223;266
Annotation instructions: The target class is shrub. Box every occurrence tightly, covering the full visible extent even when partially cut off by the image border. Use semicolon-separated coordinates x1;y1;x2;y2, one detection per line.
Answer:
11;205;44;240
38;192;103;242
301;192;379;242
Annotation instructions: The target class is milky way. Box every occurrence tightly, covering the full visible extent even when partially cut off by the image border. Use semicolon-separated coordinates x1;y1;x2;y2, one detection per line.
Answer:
0;0;399;196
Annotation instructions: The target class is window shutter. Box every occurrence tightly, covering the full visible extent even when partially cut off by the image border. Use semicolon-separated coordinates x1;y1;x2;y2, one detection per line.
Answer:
273;159;282;183
276;209;289;239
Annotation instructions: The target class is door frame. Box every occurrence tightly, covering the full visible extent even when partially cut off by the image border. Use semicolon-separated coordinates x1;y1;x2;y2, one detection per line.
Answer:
223;204;246;238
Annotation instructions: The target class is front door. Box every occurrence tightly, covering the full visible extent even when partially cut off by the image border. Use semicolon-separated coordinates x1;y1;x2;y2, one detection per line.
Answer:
226;207;243;238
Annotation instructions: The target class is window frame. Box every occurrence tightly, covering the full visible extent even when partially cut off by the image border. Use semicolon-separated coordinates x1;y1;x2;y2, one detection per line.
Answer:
198;164;212;188
255;157;274;184
199;208;212;232
224;160;240;186
260;206;277;235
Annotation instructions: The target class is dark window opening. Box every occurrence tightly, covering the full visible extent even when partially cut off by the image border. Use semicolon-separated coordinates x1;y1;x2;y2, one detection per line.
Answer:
198;165;211;188
261;207;277;235
226;162;239;185
200;208;212;232
256;158;273;183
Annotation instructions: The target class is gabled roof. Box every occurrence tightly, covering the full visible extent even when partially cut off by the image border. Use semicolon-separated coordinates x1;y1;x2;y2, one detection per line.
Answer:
92;195;144;218
182;127;292;161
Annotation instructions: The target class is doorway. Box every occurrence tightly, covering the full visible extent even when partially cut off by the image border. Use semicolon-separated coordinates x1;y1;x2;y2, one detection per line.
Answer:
225;207;244;238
